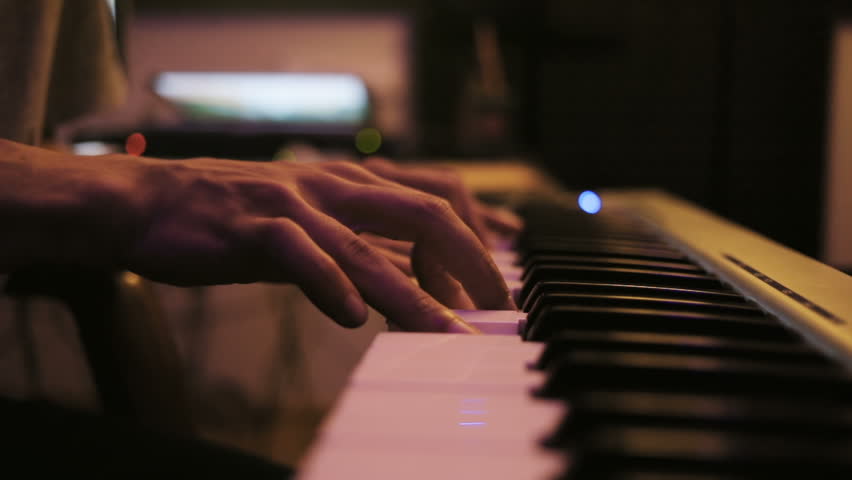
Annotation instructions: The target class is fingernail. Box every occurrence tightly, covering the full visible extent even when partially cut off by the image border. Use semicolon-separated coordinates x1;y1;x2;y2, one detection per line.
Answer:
343;292;368;327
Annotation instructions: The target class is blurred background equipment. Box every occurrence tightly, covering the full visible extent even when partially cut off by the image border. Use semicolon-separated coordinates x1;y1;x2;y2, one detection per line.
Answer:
70;0;851;266
152;72;370;126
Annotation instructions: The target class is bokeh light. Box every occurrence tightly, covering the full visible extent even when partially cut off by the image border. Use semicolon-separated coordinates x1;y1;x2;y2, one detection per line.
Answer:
355;128;382;154
578;190;602;214
125;132;146;157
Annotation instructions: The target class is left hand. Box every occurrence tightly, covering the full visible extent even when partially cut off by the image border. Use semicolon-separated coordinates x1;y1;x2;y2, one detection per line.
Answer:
353;157;522;289
362;156;523;246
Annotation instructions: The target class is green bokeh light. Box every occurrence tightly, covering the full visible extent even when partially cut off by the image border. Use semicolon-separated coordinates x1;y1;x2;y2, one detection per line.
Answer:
355;128;382;154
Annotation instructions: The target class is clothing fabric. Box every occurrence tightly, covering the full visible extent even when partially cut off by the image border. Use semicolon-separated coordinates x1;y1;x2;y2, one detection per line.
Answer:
0;0;126;145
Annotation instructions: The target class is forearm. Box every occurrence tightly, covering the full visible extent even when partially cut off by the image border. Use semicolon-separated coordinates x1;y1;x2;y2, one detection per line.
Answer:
0;137;511;330
0;139;145;271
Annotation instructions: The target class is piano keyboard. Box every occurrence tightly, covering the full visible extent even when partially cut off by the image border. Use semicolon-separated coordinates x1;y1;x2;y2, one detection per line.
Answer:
298;190;852;479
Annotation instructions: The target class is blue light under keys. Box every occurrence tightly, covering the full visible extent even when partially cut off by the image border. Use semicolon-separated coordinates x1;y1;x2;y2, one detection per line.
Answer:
459;398;488;427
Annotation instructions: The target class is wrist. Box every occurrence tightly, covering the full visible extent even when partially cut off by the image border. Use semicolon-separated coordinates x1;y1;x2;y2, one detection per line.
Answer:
0;140;150;270
71;153;153;268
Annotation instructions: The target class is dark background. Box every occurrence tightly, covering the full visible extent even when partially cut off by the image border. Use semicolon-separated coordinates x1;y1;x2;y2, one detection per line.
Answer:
131;0;852;260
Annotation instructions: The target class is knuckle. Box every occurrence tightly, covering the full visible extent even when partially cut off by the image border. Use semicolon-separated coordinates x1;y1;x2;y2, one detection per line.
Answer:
254;218;297;245
363;156;392;170
417;195;455;222
342;235;377;261
265;183;301;206
442;175;469;206
298;170;347;198
273;216;300;232
327;161;362;175
236;178;302;208
444;172;465;193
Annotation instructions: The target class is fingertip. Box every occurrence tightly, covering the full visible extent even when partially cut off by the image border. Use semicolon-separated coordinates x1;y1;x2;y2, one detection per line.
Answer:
499;208;524;230
339;291;369;328
430;308;481;334
445;317;482;334
481;205;524;236
505;294;518;311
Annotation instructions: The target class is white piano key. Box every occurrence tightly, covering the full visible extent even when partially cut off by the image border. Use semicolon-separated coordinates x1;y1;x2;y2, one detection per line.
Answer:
455;309;524;335
316;389;563;444
299;441;564;480
298;333;563;480
491;249;520;267
351;333;543;392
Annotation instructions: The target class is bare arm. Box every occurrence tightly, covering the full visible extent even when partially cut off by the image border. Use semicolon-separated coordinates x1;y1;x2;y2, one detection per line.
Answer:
0;139;515;332
0;139;145;270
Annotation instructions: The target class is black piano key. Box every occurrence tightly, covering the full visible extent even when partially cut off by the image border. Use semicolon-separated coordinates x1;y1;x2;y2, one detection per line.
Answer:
520;241;688;263
521;282;745;312
533;331;828;370
513;200;852;479
523;305;793;343
519;266;725;306
544;391;852;448
529;293;764;317
523;234;670;244
560;425;852;478
522;255;703;277
524;293;766;338
569;472;744;480
536;351;852;400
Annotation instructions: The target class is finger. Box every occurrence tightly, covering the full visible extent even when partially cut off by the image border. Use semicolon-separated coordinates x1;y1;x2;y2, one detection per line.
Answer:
315;160;401;189
321;159;489;246
290;206;480;332
317;161;483;248
476;203;524;237
363;157;488;242
242;217;368;328
371;244;413;276
362;157;479;226
329;185;515;310
412;242;475;309
360;232;413;256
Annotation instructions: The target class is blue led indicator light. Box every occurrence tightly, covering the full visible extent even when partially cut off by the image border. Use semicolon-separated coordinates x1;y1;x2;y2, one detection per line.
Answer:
578;190;602;214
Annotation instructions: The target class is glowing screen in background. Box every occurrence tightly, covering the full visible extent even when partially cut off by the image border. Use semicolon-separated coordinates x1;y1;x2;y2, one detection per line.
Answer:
153;72;370;125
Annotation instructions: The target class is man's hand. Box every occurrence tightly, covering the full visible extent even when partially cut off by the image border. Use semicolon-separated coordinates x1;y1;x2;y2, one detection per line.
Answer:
0;140;515;332
345;156;523;294
362;156;523;246
296;156;524;308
